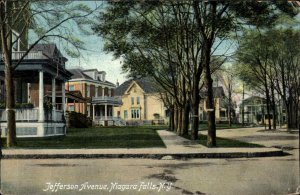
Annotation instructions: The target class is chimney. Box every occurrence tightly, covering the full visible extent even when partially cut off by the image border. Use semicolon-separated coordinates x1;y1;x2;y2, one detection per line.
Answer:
116;80;119;87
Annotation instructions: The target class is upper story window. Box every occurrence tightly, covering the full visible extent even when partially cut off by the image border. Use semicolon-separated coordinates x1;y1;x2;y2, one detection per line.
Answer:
86;85;90;97
131;97;134;105
69;85;75;91
137;97;140;105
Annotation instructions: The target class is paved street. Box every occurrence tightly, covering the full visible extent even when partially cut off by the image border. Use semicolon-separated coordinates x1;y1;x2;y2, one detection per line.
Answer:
0;127;299;195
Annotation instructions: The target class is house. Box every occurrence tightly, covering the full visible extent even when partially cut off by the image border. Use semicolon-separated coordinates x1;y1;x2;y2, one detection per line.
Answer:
239;96;277;125
114;78;167;125
66;68;122;126
199;86;230;123
0;43;72;137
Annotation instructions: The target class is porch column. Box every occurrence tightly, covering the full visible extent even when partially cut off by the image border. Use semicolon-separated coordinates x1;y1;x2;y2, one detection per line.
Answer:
38;71;44;122
62;81;66;115
92;104;95;121
52;77;56;121
111;106;114;118
102;88;105;97
105;104;107;120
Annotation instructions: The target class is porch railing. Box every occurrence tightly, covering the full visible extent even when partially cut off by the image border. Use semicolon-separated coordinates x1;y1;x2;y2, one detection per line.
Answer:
0;108;39;122
94;116;116;121
55;110;64;122
9;51;49;60
220;117;227;121
0;109;64;122
93;116;126;126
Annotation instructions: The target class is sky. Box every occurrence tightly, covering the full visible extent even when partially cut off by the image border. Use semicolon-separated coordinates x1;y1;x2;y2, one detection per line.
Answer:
29;1;299;88
28;1;127;85
65;1;128;85
65;31;128;85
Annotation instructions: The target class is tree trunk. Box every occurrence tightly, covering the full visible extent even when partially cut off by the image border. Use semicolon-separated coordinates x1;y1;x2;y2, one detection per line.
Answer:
177;107;183;135
206;75;216;147
182;101;190;136
191;90;200;140
5;65;16;147
228;86;232;127
264;80;272;130
204;48;216;146
0;14;17;147
242;83;245;126
288;97;298;129
191;84;200;140
271;84;276;130
204;46;216;147
174;107;178;132
169;106;174;131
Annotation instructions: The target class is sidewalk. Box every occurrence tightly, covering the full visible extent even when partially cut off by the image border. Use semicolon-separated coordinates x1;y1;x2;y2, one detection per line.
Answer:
1;130;284;159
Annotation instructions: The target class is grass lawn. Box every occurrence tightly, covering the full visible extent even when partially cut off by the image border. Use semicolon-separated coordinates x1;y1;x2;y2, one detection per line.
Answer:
2;126;167;149
199;134;264;148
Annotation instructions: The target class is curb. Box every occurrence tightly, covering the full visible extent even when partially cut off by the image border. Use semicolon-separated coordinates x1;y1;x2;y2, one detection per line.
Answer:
1;150;285;159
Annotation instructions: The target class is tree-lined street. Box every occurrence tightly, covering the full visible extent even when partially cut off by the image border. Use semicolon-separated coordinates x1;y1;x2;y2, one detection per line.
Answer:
1;127;298;195
0;1;299;194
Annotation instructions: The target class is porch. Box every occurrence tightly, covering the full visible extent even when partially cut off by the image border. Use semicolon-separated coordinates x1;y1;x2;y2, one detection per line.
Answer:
0;45;72;137
91;96;123;126
0;109;65;137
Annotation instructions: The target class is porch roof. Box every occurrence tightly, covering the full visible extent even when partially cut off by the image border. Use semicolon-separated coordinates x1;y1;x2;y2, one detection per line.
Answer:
92;96;122;106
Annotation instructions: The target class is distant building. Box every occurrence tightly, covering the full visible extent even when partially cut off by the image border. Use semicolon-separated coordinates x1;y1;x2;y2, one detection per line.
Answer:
114;78;167;125
199;86;231;123
66;68;122;126
238;96;281;125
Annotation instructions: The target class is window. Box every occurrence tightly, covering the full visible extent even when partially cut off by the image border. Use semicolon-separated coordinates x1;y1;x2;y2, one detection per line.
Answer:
131;97;134;105
86;85;90;97
131;109;140;119
124;110;128;119
137;97;140;104
69;85;75;91
69;105;75;112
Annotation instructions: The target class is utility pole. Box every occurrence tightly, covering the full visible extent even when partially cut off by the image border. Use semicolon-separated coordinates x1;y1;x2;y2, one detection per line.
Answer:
242;83;245;126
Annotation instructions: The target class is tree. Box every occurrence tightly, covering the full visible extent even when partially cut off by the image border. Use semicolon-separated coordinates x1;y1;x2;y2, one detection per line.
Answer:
94;0;297;146
94;1;207;139
191;0;295;145
270;29;300;130
236;29;300;130
0;0;99;147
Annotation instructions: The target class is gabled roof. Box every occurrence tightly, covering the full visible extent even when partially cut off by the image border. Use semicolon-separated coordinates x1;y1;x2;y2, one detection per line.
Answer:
115;77;159;96
68;68;93;80
242;96;266;104
213;86;225;98
31;43;67;61
67;68;115;87
199;86;225;98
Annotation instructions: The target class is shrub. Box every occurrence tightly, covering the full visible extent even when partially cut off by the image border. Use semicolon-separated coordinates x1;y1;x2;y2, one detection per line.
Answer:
68;111;92;128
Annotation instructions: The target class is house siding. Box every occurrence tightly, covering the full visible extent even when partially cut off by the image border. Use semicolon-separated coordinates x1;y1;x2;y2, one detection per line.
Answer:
114;82;166;122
